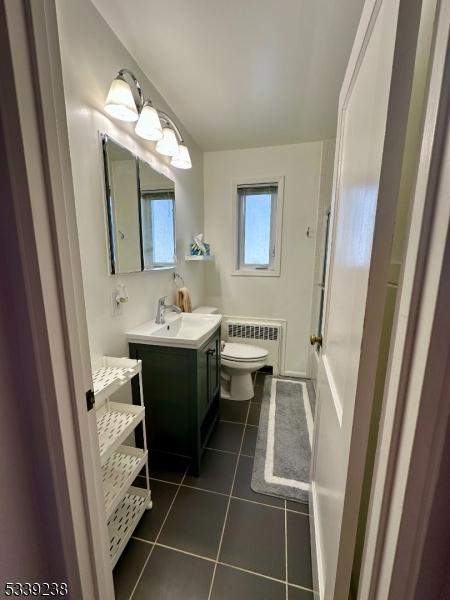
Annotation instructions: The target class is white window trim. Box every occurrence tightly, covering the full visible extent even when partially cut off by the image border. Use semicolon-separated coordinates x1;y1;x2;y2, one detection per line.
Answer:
232;175;284;277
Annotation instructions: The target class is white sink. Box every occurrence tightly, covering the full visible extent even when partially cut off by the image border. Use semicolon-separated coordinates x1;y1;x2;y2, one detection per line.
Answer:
126;312;222;349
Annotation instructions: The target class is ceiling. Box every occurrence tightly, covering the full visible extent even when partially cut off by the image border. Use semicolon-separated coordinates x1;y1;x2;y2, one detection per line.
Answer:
91;0;365;151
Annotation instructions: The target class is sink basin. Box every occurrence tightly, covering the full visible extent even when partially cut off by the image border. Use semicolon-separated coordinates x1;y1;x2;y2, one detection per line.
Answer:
126;312;222;349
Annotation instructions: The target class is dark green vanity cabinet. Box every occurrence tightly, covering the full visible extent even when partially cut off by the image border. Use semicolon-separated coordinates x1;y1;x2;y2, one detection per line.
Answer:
129;326;221;475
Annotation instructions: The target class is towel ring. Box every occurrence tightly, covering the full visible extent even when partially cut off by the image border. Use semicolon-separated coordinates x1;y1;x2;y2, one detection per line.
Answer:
173;271;185;288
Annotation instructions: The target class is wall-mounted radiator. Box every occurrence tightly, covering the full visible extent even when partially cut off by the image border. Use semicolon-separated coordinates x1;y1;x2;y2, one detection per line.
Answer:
221;316;286;376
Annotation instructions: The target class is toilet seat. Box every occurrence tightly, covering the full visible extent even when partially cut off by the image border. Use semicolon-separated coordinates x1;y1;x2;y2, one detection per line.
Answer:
222;342;268;363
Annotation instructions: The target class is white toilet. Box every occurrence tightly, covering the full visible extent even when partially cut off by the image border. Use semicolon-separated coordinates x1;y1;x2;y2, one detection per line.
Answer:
220;342;268;401
193;306;268;401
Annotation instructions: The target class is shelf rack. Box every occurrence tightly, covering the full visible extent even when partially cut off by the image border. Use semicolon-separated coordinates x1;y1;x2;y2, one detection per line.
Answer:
92;356;141;405
108;486;150;568
97;401;145;465
92;356;151;569
102;446;148;519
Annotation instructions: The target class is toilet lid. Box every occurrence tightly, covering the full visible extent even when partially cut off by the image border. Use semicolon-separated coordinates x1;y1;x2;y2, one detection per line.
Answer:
222;343;268;362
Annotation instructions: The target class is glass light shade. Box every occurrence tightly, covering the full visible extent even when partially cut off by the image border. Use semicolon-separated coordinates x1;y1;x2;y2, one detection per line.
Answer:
104;77;139;122
171;143;192;169
135;103;163;141
155;127;179;157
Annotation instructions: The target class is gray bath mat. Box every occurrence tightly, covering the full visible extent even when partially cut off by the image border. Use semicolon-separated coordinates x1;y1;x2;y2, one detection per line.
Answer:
251;377;313;504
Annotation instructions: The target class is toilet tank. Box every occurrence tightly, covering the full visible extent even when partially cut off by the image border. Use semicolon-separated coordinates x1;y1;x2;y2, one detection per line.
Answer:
193;306;219;314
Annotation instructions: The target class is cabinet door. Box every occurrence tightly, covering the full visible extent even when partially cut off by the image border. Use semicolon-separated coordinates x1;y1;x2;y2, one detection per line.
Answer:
207;335;220;403
197;342;209;419
198;332;220;421
131;343;194;456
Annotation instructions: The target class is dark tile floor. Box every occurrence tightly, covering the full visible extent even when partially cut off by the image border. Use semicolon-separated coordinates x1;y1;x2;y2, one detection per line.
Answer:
114;373;313;600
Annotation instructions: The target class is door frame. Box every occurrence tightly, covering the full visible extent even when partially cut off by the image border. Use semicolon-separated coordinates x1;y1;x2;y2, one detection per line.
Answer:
309;0;425;596
3;0;448;598
359;1;450;597
1;0;114;597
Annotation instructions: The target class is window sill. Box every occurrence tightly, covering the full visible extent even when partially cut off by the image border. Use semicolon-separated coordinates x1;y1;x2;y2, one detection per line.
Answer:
232;269;280;277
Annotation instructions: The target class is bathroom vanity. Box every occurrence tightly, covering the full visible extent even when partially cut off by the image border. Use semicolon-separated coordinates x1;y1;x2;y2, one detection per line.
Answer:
127;313;221;475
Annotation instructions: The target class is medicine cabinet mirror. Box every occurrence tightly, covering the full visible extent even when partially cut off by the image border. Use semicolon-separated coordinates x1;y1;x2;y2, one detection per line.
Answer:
139;159;176;270
102;134;176;274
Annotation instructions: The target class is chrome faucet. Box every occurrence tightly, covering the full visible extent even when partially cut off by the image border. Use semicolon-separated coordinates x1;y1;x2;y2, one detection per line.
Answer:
156;296;182;325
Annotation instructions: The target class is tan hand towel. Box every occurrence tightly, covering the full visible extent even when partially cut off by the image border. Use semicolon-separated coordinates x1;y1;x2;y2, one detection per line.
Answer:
176;287;192;313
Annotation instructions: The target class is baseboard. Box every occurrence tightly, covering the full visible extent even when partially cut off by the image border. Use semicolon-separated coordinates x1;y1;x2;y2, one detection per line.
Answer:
310;482;324;600
282;370;308;379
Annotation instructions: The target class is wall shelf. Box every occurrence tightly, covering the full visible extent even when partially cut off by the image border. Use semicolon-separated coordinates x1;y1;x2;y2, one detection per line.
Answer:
184;255;214;261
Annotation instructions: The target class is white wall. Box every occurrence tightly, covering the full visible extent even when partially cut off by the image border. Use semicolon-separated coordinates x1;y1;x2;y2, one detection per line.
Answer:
204;142;323;375
56;0;205;361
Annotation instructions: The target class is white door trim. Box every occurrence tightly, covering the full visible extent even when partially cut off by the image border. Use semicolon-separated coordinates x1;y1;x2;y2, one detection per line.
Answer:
358;1;450;597
2;0;114;597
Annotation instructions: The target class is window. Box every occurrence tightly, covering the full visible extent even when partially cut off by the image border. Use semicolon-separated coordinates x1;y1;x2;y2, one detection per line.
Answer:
140;190;176;269
235;179;283;276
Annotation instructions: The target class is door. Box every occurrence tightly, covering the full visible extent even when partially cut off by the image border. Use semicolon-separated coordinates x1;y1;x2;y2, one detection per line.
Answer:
309;0;423;597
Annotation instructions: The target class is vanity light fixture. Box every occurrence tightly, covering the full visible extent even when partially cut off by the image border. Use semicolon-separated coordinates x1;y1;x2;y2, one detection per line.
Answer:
135;101;163;141
104;72;140;122
171;143;192;169
156;126;179;157
104;68;191;169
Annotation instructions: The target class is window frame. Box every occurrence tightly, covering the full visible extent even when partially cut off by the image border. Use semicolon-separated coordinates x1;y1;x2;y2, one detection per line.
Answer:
232;176;284;277
140;189;177;270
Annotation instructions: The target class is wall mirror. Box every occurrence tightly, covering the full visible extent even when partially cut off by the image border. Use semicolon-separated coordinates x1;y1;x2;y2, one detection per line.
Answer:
102;135;141;274
139;159;176;270
102;134;176;274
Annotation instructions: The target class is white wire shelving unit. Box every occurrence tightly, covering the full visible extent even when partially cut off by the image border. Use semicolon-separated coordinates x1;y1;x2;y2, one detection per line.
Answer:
92;356;152;567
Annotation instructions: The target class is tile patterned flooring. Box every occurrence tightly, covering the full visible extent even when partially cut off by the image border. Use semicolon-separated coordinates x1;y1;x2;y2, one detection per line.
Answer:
114;374;313;600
